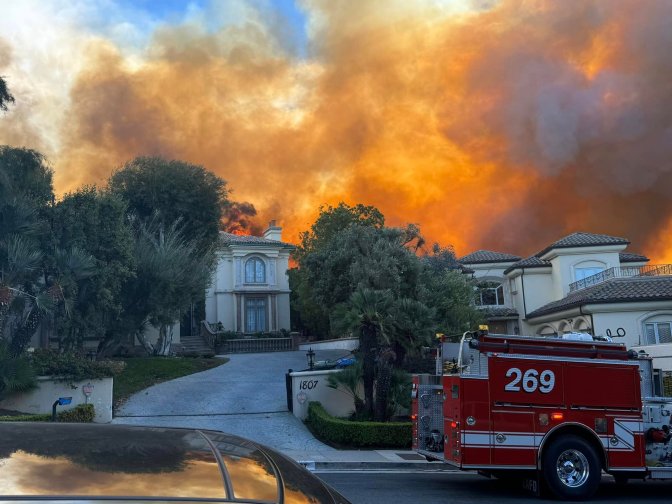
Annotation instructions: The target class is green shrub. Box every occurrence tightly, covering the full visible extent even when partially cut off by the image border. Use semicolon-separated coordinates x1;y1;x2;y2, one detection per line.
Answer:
215;331;239;344
31;349;125;382
0;404;95;422
307;402;411;448
58;403;95;422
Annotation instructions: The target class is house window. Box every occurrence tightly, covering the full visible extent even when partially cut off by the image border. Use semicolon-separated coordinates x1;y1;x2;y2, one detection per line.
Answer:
245;257;266;283
574;267;605;281
644;322;672;345
475;282;505;306
245;297;267;333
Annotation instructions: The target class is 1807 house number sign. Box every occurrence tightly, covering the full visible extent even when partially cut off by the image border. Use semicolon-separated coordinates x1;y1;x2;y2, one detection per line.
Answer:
299;379;319;390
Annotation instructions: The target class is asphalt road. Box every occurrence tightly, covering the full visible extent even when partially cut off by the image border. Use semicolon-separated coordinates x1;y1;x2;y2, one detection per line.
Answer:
317;471;672;504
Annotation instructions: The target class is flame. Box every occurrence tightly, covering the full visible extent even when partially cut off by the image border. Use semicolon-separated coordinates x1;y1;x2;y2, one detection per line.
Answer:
1;0;672;261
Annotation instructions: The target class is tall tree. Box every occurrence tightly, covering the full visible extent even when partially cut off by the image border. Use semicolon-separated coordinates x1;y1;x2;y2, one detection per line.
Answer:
0;147;54;355
291;202;387;335
299;224;422;329
108;157;229;256
52;187;135;352
419;244;484;337
0;77;14;112
124;221;212;356
332;288;394;419
108;157;233;353
293;202;385;263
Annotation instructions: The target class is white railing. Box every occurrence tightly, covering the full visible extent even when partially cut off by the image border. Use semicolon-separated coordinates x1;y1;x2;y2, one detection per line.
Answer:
569;264;672;292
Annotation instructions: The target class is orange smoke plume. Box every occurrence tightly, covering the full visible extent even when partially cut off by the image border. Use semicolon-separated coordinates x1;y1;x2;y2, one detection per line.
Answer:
2;0;672;261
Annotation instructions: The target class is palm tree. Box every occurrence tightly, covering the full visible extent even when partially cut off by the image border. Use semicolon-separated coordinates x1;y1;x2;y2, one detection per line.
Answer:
48;246;97;351
0;340;36;400
392;298;435;367
128;220;212;356
326;360;365;419
0;147;54;356
0;234;53;357
332;288;393;419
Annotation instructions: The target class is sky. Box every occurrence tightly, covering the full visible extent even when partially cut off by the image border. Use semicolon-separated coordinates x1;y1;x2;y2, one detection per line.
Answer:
1;0;671;262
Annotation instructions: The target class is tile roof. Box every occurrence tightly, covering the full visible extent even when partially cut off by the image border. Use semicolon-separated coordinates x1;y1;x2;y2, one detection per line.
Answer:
619;252;649;263
458;250;522;264
481;307;519;318
537;232;629;257
526;276;672;319
504;256;552;274
219;232;295;249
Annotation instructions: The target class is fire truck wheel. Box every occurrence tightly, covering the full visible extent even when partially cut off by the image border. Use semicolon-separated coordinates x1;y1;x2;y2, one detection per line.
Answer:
542;435;601;501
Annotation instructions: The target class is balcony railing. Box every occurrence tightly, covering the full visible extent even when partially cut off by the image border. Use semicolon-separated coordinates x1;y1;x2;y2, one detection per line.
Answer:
569;264;672;292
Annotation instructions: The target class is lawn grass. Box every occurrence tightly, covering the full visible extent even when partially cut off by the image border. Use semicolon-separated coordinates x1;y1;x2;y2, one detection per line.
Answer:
113;357;228;411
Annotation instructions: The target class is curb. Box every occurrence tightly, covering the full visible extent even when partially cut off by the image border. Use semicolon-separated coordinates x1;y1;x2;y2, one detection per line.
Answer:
298;460;459;471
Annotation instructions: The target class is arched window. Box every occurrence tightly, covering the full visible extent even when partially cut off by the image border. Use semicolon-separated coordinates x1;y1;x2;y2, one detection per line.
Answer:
573;318;592;334
475;281;505;306
245;257;266;284
537;325;557;337
558;321;571;334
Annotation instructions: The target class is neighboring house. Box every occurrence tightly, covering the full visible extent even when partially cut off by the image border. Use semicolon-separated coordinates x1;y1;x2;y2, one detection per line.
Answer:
457;250;522;335
205;221;295;334
459;232;672;372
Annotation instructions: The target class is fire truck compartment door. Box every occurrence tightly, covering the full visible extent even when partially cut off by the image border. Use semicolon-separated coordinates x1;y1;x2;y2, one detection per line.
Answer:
564;364;640;409
491;410;537;468
489;357;565;407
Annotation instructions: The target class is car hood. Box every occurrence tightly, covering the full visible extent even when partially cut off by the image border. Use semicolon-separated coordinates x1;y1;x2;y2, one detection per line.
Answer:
0;423;349;503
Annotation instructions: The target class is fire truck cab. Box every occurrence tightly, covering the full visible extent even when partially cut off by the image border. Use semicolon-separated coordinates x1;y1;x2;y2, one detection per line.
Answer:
412;329;672;500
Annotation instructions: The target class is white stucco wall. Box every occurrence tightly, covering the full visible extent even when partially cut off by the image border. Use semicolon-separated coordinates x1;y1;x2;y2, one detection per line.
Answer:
543;247;624;298
469;263;515;307
290;369;356;420
299;338;359;352
631;343;672;372
592;310;646;347
516;268;554;317
0;376;113;423
277;293;291;331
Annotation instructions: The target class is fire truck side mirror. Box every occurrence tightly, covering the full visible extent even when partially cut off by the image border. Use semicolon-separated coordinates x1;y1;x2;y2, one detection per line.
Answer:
468;339;480;350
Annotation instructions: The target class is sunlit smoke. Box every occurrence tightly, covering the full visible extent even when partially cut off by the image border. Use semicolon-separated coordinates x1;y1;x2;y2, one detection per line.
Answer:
0;0;671;261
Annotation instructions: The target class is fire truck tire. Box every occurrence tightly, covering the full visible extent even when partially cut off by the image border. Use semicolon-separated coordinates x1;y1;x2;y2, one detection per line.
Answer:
541;435;601;501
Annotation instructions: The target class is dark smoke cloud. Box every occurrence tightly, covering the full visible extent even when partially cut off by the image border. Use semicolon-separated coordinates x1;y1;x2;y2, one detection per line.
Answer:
2;0;671;260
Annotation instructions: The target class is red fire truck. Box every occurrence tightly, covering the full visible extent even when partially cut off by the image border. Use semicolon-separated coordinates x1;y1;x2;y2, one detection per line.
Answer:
412;328;672;500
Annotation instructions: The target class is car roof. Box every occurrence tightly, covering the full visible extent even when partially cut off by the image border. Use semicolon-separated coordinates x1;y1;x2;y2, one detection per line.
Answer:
0;423;286;502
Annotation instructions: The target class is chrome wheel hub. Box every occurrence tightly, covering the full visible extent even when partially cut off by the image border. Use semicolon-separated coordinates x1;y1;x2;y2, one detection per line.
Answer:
556;449;590;488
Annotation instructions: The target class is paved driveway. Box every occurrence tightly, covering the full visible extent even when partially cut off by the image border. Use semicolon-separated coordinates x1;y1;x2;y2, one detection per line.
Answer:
112;350;348;454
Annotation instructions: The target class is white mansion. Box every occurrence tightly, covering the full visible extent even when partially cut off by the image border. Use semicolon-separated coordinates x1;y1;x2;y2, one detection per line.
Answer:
459;232;672;371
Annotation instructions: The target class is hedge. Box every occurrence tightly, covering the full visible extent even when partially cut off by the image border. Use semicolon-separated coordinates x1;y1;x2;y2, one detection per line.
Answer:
307;402;411;448
0;404;95;423
31;350;125;382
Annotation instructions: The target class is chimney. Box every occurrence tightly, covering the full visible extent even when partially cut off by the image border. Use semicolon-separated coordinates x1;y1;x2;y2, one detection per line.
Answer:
263;220;282;241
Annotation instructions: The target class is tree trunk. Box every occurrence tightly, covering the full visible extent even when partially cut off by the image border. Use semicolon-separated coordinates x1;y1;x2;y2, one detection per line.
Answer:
374;349;395;422
360;324;377;419
135;330;155;355
153;324;173;356
9;308;41;358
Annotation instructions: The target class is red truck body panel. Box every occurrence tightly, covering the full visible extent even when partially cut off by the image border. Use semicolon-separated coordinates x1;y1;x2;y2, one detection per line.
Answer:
413;333;649;472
